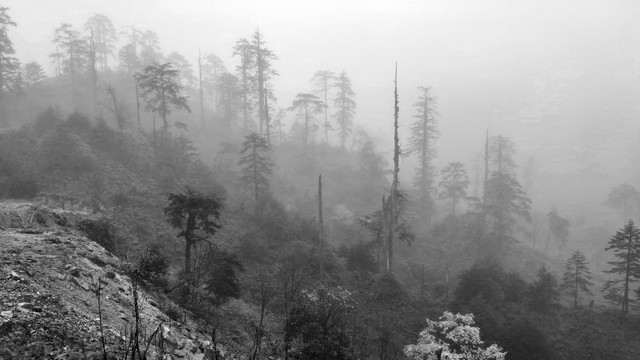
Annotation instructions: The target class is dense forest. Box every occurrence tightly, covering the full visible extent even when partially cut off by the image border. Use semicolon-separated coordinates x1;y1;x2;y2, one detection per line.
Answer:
1;2;640;359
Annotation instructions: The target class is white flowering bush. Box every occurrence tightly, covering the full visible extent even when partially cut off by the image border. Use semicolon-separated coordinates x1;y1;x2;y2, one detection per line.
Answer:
404;312;506;360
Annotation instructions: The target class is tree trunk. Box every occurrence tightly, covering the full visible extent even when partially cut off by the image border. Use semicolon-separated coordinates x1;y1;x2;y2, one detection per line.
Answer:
198;50;205;128
318;175;324;279
387;64;400;275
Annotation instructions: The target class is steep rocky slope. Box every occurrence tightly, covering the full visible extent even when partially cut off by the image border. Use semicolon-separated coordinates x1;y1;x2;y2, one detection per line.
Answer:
0;202;225;359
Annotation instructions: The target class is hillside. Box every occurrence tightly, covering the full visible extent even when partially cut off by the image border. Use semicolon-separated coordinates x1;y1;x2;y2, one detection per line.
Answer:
0;202;228;359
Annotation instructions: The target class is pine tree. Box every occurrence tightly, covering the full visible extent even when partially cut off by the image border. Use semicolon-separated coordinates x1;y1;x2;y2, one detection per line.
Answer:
0;6;20;125
238;133;273;217
332;71;356;149
232;38;254;131
438;162;469;215
251;30;277;136
602;220;640;314
84;14;116;71
310;70;335;143
288;93;323;154
409;85;439;220
52;23;89;108
561;250;593;308
164;187;223;276
136;62;190;131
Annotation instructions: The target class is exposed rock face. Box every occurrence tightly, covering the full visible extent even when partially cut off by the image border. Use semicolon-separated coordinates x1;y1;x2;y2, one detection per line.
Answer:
0;203;222;359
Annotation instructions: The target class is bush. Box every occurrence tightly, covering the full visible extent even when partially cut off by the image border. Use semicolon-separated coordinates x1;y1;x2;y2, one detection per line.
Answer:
77;217;120;254
137;247;170;288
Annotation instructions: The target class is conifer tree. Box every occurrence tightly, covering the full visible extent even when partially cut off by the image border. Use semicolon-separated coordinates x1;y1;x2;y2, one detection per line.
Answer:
439;162;469;215
52;23;89;108
233;38;254;131
0;6;20;125
603;220;640;314
561;250;593;308
251;30;277;136
310;70;335;143
409;85;439;220
238;133;273;216
164;187;223;276
332;71;356;149
136;62;190;131
84;14;116;71
288;93;323;154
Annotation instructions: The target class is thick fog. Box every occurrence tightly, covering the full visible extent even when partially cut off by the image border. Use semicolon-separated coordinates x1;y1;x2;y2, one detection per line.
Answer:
6;0;640;217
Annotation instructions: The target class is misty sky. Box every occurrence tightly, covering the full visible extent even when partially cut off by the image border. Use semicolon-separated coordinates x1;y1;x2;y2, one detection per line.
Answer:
6;0;640;211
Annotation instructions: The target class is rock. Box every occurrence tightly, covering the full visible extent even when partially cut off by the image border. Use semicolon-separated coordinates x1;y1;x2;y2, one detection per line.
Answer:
173;349;186;358
191;345;199;354
0;310;12;318
200;340;211;349
71;277;90;291
9;270;22;281
69;267;80;277
67;351;85;360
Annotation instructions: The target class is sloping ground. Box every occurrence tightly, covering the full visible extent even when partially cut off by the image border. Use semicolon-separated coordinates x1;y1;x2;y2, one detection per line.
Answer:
0;202;228;359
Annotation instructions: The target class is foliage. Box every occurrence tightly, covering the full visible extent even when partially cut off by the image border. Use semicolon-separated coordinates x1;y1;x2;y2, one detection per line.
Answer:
561;250;593;308
404;311;506;360
0;6;21;117
409;85;439;219
288;93;323;152
528;266;560;313
136;62;190;130
604;183;640;222
200;248;244;306
332;71;356;148
238;132;274;216
286;284;355;359
136;246;170;288
482;172;531;258
164;186;223;274
310;70;335;143
84;14;116;71
602;220;640;314
439;162;470;214
78;216;120;254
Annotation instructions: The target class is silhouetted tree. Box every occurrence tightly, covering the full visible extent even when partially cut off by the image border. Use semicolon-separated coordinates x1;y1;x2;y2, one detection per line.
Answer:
216;72;241;129
233;38;254;131
250;30;277;136
238;133;273;216
439;162;469;215
137;62;190;131
166;51;196;89
310;70;335;143
409;85;439;220
602;220;640;314
288;93;323;153
164;187;223;276
52;23;89;108
561;250;593;308
23;61;45;88
545;208;570;255
0;7;19;125
332;71;356;148
528;266;559;312
84;14;116;71
605;183;640;224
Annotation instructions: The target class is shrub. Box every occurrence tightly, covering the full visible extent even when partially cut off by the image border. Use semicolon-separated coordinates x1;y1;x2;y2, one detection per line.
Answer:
137;247;170;288
78;217;120;254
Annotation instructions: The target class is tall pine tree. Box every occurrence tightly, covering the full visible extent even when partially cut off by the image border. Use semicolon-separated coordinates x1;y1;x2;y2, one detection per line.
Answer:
603;220;640;314
561;250;593;308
